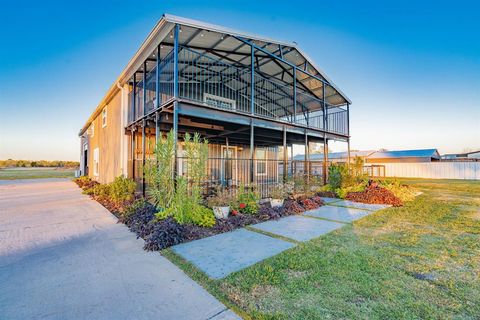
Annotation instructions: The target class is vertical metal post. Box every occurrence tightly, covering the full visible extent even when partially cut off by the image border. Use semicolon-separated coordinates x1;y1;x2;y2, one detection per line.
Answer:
250;121;254;184
225;137;229;186
250;46;255;115
155;112;159;145
290;144;294;177
323;84;328;184
131;127;136;180
143;61;147;116
132;74;136;121
155;45;160;109
142;120;146;196
304;131;309;187
293;67;297;123
347;103;351;165
283;126;287;183
173;24;179;180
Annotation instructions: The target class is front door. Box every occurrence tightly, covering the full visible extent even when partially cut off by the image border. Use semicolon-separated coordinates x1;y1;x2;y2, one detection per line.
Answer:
221;146;237;186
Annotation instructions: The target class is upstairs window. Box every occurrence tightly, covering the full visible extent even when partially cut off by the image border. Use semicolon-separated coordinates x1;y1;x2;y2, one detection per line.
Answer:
204;93;236;110
102;107;107;128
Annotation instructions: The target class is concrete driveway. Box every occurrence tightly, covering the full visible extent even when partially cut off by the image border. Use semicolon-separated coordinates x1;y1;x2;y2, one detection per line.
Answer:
0;179;238;320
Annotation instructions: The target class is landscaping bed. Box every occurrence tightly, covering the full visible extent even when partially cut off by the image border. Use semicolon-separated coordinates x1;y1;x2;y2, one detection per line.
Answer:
74;175;325;251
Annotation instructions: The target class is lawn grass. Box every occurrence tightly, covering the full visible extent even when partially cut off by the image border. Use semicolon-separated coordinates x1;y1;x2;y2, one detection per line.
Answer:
164;179;480;319
0;167;76;180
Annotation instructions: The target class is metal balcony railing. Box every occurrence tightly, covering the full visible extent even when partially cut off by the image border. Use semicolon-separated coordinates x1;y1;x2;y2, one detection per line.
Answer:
128;46;349;136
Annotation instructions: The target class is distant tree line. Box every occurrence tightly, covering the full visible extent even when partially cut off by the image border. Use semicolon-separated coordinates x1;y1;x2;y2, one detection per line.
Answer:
0;159;79;168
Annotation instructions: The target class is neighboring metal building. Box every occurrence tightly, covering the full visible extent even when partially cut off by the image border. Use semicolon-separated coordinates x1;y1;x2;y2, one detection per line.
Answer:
441;150;480;161
293;150;375;163
366;149;441;163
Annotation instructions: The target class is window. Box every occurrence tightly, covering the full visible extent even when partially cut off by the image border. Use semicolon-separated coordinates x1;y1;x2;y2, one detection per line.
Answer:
93;148;99;176
204;93;236;110
102;107;107;128
89;122;94;137
255;149;267;176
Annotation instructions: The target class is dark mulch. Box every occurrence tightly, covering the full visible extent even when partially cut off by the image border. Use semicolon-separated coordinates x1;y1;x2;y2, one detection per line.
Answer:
346;185;403;207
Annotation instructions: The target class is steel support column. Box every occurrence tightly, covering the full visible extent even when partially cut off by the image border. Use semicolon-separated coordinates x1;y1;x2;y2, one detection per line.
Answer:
323;84;328;184
283;126;287;183
347;103;351;165
141;120;146;196
155;112;160;144
293;67;297;123
250;45;255;115
173;24;180;180
250;121;254;184
131;127;136;180
143;61;147;117
304;131;309;186
155;45;160;109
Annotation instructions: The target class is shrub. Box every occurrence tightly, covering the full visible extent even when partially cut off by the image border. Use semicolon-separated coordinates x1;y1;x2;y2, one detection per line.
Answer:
143;218;186;251
109;176;136;206
74;176;92;188
284;199;305;214
234;184;260;214
379;179;416;202
156;177;216;228
299;198;320;211
269;184;287;200
345;183;403;206
92;183;111;200
206;187;235;207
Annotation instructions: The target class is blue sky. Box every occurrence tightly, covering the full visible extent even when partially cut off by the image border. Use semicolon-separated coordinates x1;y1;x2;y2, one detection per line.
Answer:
0;0;479;160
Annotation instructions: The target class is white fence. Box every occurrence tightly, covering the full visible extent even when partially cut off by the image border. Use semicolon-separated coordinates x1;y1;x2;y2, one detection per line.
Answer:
374;162;480;180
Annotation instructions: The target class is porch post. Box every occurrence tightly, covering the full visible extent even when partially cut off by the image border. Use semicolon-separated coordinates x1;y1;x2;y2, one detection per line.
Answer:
132;73;136;120
142;120;146;196
250;121;254;184
225;136;229;187
290;144;294;177
323;84;328;185
293;67;297;123
156;45;160;109
143;61;147;117
155;112;160;145
172;24;180;180
347;103;351;165
131;127;136;180
304;131;309;186
250;45;255;115
283;126;287;183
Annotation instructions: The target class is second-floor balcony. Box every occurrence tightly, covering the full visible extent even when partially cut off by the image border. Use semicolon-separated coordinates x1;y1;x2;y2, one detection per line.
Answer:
128;45;349;136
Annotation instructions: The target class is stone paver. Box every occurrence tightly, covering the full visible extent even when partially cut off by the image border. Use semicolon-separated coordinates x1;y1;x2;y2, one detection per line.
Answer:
304;205;372;223
0;179;239;320
331;200;391;211
173;228;294;279
252;215;345;242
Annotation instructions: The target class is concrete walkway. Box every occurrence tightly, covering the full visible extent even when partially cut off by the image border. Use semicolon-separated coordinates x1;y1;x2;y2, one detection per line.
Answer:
174;199;387;279
0;179;239;320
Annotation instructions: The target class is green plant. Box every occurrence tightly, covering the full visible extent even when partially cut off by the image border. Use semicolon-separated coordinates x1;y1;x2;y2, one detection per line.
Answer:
269;184;287;199
109;176;136;205
234;184;260;214
328;157;368;198
145;130;176;210
380;178;416;202
156;176;215;227
92;183;111;199
207;187;235;207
